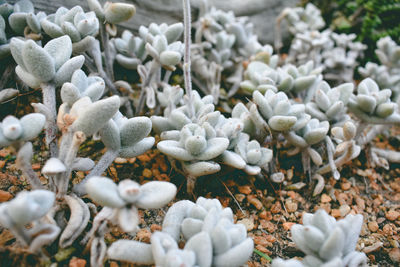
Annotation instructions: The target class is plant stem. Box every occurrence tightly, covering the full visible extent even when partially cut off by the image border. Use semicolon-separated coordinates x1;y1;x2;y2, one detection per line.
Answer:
136;60;159;115
57;131;86;197
73;149;119;196
41;82;58;157
100;23;114;80
183;0;195;119
16;142;44;189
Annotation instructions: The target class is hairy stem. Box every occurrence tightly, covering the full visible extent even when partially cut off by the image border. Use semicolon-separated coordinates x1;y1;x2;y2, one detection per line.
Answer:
99;23;114;80
41;82;58;157
16;142;44;189
136;60;159;115
57;131;86;197
183;0;195;119
73;149;119;196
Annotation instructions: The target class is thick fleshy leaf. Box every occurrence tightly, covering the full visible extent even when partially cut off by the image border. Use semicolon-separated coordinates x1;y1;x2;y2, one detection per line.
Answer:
220;150;246;169
54;55;85;86
117;206;139;232
61;82;81;106
119;137;155;158
268;115;297;131
2;116;22;140
197;137;229;160
135;181;177;209
181;218;203;240
107;240;154;264
164;23;183;43
85;177;125;208
104;2;136;24
41;18;64;38
22;40;55;82
213;238;254;267
183;161;221;177
120;117;152;146
20;113;46;141
43;35;72;70
157;140;194;161
159;50;181;66
99;119;121;151
318;227;346;260
184;232;212;267
72;96;120;136
8;13;27;34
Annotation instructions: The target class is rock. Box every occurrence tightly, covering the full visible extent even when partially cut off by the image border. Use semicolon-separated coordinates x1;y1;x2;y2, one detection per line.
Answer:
238;185;252;195
386;210;399;221
389;248;400;263
339;204;351;217
283;222;295;231
321;194;331;203
238;217;255;231
0;190;12;202
142;168;152;178
247;195;263;210
69;258;86;267
368;221;379;232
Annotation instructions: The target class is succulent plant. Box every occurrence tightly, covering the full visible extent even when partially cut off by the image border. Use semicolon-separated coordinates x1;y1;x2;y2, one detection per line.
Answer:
306;81;353;124
0;113;45;147
157;122;229;181
282;3;325;35
287;29;331;67
359;37;400;102
8;0;46;36
240;60;322;96
321;33;366;83
274;209;368;267
251;90;311;132
221;132;273;175
163;197;254;267
86;177;177;232
10;35;84;87
61;69;105;107
347;78;400;125
87;0;135;24
139;22;184;69
111;29;146;69
0;189;60;252
375;36;400;70
41;6;99;43
151;90;214;133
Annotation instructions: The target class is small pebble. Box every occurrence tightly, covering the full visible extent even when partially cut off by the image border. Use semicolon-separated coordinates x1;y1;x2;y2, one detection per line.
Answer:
238;218;255;231
69;258;86;267
238;185;252;195
321;194;331;203
0;190;12;202
285;199;298;213
368;221;379;232
363;241;383;254
341;182;351;191
386;210;399;221
247;195;263;210
142;168;152;178
114;157;127;164
389;248;400;263
339;204;351;217
331;209;341;218
0;160;5;168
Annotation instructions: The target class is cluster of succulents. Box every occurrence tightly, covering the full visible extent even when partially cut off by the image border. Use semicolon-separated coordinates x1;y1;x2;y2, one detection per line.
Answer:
272;209;368;267
1;0;400;266
279;4;366;84
359;36;400;103
107;197;254;267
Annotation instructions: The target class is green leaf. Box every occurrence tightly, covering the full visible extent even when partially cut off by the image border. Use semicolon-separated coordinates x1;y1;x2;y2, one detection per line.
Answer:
253;248;272;262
